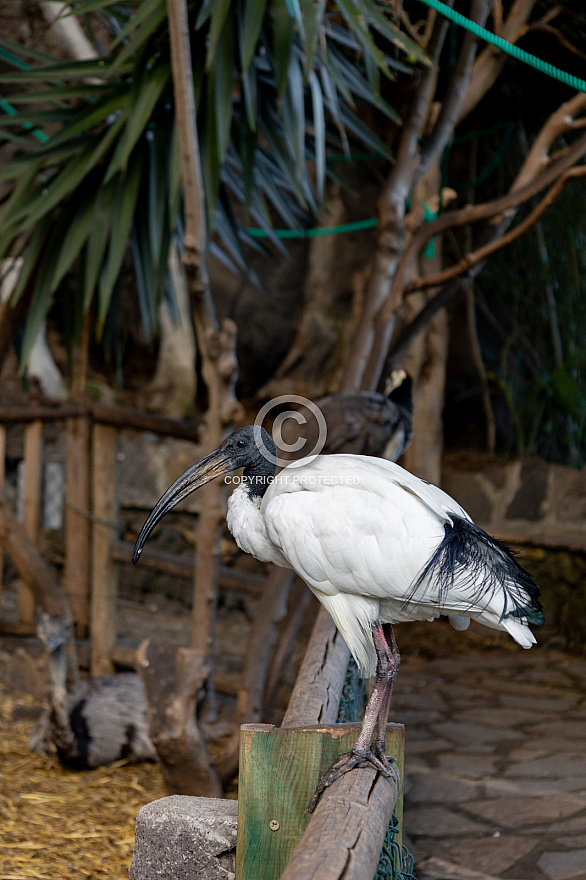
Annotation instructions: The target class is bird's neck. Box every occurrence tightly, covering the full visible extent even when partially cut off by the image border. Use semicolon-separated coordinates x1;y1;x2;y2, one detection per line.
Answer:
242;456;275;500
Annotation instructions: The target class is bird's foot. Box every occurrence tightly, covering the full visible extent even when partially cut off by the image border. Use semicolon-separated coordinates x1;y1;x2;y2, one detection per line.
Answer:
306;747;395;814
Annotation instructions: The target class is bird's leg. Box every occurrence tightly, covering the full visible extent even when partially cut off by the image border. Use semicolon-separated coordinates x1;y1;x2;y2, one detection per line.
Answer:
306;622;397;814
371;623;400;764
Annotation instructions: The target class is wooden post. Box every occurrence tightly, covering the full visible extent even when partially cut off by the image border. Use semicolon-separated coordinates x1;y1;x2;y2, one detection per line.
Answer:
0;425;5;618
64;415;91;636
90;423;118;675
19;419;43;625
235;722;404;880
282;607;350;727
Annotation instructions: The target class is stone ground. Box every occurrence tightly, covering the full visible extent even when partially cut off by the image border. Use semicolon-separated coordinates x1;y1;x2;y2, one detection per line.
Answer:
396;649;586;880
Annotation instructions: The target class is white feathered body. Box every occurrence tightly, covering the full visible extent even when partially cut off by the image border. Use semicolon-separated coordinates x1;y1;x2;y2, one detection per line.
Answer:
227;454;540;677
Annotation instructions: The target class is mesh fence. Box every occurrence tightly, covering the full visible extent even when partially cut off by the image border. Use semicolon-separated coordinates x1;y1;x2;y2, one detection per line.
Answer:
336;657;416;880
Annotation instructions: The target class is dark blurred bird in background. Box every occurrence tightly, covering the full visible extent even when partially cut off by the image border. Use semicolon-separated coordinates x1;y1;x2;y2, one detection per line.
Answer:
278;369;413;463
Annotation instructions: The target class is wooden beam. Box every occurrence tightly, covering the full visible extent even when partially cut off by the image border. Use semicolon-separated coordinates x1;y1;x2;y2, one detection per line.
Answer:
19;420;43;625
90;423;118;675
0;425;5;620
235;722;403;880
282;607;350;727
0;403;201;442
111;540;266;594
64;416;91;636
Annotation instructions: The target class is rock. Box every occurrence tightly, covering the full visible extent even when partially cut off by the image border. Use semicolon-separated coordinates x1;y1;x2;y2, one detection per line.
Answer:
130;795;238;880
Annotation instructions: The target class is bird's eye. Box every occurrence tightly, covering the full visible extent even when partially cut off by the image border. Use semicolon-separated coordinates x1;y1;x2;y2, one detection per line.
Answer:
237;438;246;448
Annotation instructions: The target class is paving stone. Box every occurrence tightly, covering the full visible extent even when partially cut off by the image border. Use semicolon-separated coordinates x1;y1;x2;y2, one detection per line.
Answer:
407;774;481;804
452;707;543;727
538;850;586;880
499;693;578;713
548;816;586;835
506;745;561;763
557;836;586;849
394;690;449;711
526;720;586;740
394;709;445;724
404;805;491;837
405;737;453;755
431;721;524;747
462;796;586;828
490;679;568;699
486;777;586;797
434;833;540;875
505;753;586;778
437;752;498;778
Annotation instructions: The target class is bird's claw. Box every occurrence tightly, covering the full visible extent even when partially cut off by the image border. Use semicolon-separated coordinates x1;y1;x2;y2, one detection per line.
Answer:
306;748;396;814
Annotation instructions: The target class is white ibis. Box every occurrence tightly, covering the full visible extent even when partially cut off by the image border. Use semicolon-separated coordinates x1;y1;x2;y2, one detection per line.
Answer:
279;370;413;462
133;425;543;810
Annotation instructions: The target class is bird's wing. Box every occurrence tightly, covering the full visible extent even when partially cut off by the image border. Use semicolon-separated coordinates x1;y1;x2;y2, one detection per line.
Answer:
318;394;386;454
263;456;452;599
277;453;471;524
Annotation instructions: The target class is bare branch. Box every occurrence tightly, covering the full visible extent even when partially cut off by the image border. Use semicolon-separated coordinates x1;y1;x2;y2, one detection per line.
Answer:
418;0;493;181
459;0;539;121
386;166;586;369
380;127;586;325
406;165;586;294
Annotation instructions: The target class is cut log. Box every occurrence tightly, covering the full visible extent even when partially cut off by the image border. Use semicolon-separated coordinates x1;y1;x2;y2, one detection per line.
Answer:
135;639;222;798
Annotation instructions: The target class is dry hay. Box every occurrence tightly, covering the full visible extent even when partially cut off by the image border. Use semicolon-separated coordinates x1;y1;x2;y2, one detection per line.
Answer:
0;689;166;880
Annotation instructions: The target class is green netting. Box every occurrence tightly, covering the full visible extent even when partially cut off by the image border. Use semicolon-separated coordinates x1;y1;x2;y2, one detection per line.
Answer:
336;658;416;880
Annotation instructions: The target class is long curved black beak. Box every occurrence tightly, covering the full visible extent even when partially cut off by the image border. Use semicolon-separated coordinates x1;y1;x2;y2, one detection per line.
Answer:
132;447;233;565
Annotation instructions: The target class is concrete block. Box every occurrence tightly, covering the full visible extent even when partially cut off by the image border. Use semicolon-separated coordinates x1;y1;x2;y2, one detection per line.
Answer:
130;795;238;880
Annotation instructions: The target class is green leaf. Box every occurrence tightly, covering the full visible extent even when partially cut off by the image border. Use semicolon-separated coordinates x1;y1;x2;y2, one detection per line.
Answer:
110;0;164;50
241;60;258;131
4;214;53;304
241;0;268;72
19;210;72;368
84;182;117;304
98;152;144;335
211;16;235;164
4;84;116;103
50;193;97;292
308;71;325;200
273;1;295;99
0;35;59;66
363;0;430;66
13;113;126;233
113;2;168;70
300;0;324;76
205;0;232;72
0;58;129;82
105;62;170;180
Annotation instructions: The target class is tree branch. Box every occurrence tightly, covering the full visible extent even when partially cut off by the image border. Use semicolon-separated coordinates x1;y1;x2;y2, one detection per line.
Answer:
406;165;586;294
418;0;493;181
387;165;586;368
378;127;586;327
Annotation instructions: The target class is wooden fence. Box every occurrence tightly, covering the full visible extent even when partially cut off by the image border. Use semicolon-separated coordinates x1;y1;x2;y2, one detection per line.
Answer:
0;403;265;676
